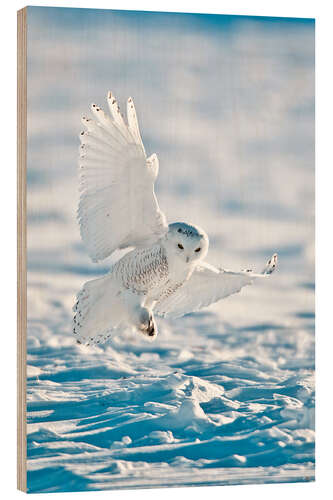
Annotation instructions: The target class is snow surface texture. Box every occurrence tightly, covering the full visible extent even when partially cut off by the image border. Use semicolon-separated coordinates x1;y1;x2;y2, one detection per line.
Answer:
26;8;315;493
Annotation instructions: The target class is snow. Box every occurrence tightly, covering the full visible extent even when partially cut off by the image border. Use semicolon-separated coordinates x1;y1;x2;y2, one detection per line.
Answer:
25;7;314;493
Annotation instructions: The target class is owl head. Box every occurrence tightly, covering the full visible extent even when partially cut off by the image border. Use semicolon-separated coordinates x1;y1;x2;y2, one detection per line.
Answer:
165;222;209;264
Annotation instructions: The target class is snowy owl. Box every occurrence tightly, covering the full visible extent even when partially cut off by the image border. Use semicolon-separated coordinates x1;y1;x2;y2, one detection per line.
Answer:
73;91;277;345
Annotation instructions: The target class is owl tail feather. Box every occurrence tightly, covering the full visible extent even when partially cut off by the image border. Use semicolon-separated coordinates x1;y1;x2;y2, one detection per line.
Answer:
73;273;158;346
72;273;125;346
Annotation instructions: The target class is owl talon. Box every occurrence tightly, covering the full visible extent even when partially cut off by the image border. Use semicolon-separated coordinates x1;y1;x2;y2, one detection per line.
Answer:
147;318;155;336
138;313;157;339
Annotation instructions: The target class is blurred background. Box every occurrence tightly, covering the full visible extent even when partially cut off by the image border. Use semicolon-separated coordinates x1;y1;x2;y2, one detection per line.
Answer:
26;7;315;493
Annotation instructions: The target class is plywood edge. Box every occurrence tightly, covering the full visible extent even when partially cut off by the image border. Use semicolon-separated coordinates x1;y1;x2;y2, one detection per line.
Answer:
17;6;27;493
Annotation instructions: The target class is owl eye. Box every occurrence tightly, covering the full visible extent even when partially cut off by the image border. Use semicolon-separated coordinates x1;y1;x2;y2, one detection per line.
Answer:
178;243;184;250
195;247;201;253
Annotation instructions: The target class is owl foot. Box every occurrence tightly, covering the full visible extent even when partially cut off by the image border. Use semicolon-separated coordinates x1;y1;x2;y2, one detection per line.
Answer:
262;253;278;275
146;318;156;337
138;310;158;340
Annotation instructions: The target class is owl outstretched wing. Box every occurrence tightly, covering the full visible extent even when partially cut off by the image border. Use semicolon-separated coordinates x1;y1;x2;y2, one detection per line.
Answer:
78;92;168;262
155;254;278;318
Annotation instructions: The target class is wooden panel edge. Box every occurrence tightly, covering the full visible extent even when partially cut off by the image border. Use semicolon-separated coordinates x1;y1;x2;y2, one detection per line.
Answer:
17;6;27;493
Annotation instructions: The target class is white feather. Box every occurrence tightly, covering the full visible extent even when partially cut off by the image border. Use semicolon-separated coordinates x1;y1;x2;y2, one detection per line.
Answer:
78;92;167;262
155;255;278;318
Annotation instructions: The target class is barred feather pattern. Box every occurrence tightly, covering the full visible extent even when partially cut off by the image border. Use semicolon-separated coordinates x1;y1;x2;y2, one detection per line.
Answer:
113;245;170;295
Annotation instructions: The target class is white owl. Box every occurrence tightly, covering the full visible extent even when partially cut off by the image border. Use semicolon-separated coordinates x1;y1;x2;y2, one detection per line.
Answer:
73;92;277;345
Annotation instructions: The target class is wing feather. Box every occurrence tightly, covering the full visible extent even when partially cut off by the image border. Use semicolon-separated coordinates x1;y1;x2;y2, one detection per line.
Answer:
78;92;167;262
155;254;277;318
127;97;146;153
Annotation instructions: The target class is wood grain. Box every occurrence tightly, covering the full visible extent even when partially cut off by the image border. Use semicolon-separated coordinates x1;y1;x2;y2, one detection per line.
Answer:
17;6;27;493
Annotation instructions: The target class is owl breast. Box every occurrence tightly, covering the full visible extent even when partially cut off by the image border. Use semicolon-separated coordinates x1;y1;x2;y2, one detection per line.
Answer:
112;243;193;304
113;245;169;295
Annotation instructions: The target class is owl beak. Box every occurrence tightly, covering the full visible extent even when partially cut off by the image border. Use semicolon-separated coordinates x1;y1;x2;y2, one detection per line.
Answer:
186;256;190;263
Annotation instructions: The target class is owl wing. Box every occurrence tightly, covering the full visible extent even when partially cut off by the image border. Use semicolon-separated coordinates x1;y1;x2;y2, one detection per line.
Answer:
155;254;278;319
78;91;168;262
